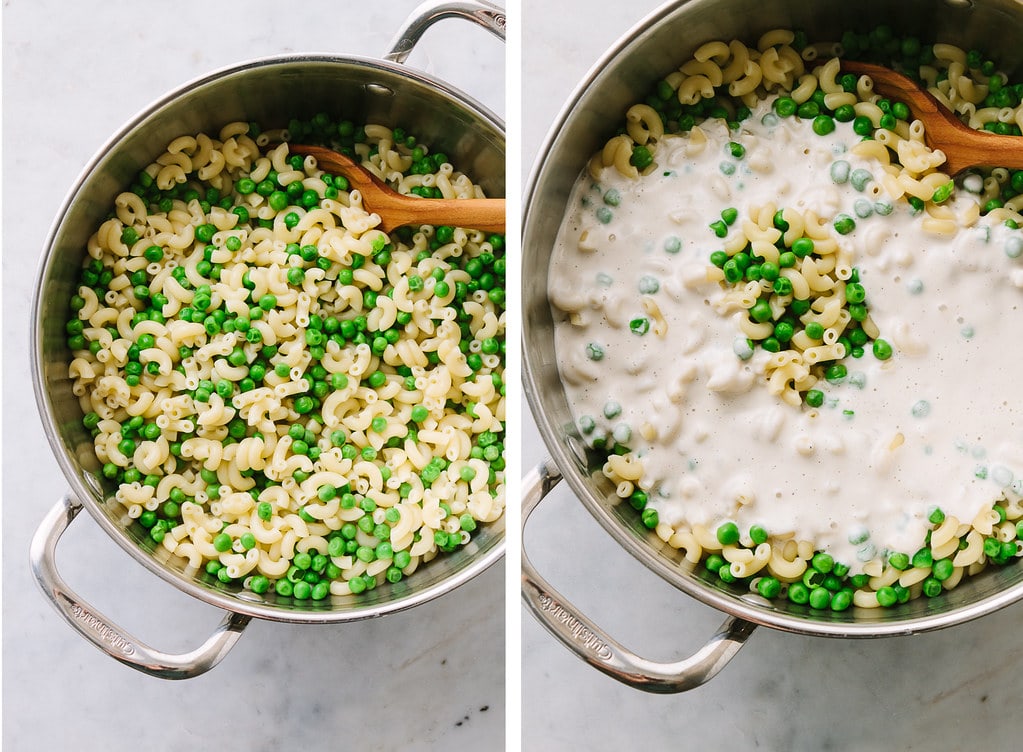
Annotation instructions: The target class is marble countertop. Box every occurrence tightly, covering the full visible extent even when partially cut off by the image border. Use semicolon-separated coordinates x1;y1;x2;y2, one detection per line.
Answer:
520;1;1023;750
2;1;504;750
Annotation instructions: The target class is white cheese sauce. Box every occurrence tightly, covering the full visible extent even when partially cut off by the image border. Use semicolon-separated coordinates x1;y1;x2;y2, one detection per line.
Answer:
549;100;1023;571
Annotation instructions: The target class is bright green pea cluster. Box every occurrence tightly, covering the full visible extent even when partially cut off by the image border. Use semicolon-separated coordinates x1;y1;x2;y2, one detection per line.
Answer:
710;211;891;405
665;505;1023;611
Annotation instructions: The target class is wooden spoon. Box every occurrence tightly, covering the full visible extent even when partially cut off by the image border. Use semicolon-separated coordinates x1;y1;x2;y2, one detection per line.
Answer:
286;143;505;234
841;60;1023;175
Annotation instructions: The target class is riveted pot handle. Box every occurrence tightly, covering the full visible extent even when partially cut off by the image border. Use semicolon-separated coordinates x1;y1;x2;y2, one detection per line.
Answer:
521;458;758;693
386;0;506;64
30;493;251;680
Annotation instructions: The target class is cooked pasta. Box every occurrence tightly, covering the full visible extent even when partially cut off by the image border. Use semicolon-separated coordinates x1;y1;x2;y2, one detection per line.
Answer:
550;27;1023;614
65;115;506;600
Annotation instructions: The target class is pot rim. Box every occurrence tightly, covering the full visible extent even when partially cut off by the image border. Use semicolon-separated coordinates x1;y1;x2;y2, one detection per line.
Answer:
32;51;506;624
521;0;1023;638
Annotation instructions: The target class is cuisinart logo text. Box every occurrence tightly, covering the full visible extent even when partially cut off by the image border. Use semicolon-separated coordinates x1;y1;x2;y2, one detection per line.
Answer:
536;594;613;660
69;604;135;656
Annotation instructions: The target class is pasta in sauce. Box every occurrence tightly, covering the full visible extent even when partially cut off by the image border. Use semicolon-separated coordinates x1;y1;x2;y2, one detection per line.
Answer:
551;30;1023;610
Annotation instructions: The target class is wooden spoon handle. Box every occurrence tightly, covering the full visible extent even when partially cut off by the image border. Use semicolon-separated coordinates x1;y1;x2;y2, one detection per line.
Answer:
841;60;1023;174
373;195;507;234
287;143;506;233
943;134;1023;174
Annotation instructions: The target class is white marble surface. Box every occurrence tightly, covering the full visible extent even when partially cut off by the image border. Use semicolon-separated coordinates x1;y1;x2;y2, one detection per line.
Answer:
3;2;505;750
520;1;1023;750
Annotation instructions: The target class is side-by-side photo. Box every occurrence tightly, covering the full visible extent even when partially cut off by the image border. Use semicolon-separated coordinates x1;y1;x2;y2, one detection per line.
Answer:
522;0;1023;748
4;1;506;749
10;0;1023;748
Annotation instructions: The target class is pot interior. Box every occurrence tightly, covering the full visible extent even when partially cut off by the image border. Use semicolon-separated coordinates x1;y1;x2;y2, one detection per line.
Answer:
35;56;505;622
523;0;1023;635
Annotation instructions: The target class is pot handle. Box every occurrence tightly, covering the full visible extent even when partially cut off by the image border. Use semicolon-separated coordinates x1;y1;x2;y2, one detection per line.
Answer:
385;0;506;64
30;493;251;680
521;458;758;693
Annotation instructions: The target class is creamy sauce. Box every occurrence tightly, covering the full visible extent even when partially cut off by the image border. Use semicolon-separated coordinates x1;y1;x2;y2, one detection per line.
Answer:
550;100;1023;571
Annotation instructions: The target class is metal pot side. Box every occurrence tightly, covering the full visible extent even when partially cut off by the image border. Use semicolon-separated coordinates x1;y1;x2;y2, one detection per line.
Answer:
522;0;1023;641
33;55;506;626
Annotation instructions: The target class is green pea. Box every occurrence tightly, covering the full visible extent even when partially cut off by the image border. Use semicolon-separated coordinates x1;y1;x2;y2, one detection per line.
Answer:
932;558;955;581
717;563;736;584
722;259;743;283
773;320;794;342
808;587;832;610
750;299;773;323
716;521;740;546
630;144;653;170
294;395;315;414
796;100;820;119
833;214;856;235
833;104;856;123
311;582;330;600
812;114;836;136
830;589;853;611
845;282;866;304
121;226;140;246
757;576;781;599
791;237;815;257
876;586;898;608
787;582;810;604
811;552;834;573
912;547;934;569
804;322;824;340
825;363;848;383
872;339;893;360
932;180;955;204
888;552;910;570
774;97;797;117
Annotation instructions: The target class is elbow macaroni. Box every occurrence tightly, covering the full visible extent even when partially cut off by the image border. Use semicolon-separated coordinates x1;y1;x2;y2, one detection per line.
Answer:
66;117;506;601
572;30;1023;613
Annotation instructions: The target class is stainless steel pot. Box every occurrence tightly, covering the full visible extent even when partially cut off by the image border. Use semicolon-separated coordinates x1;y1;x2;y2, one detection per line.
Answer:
31;0;506;679
522;0;1023;693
